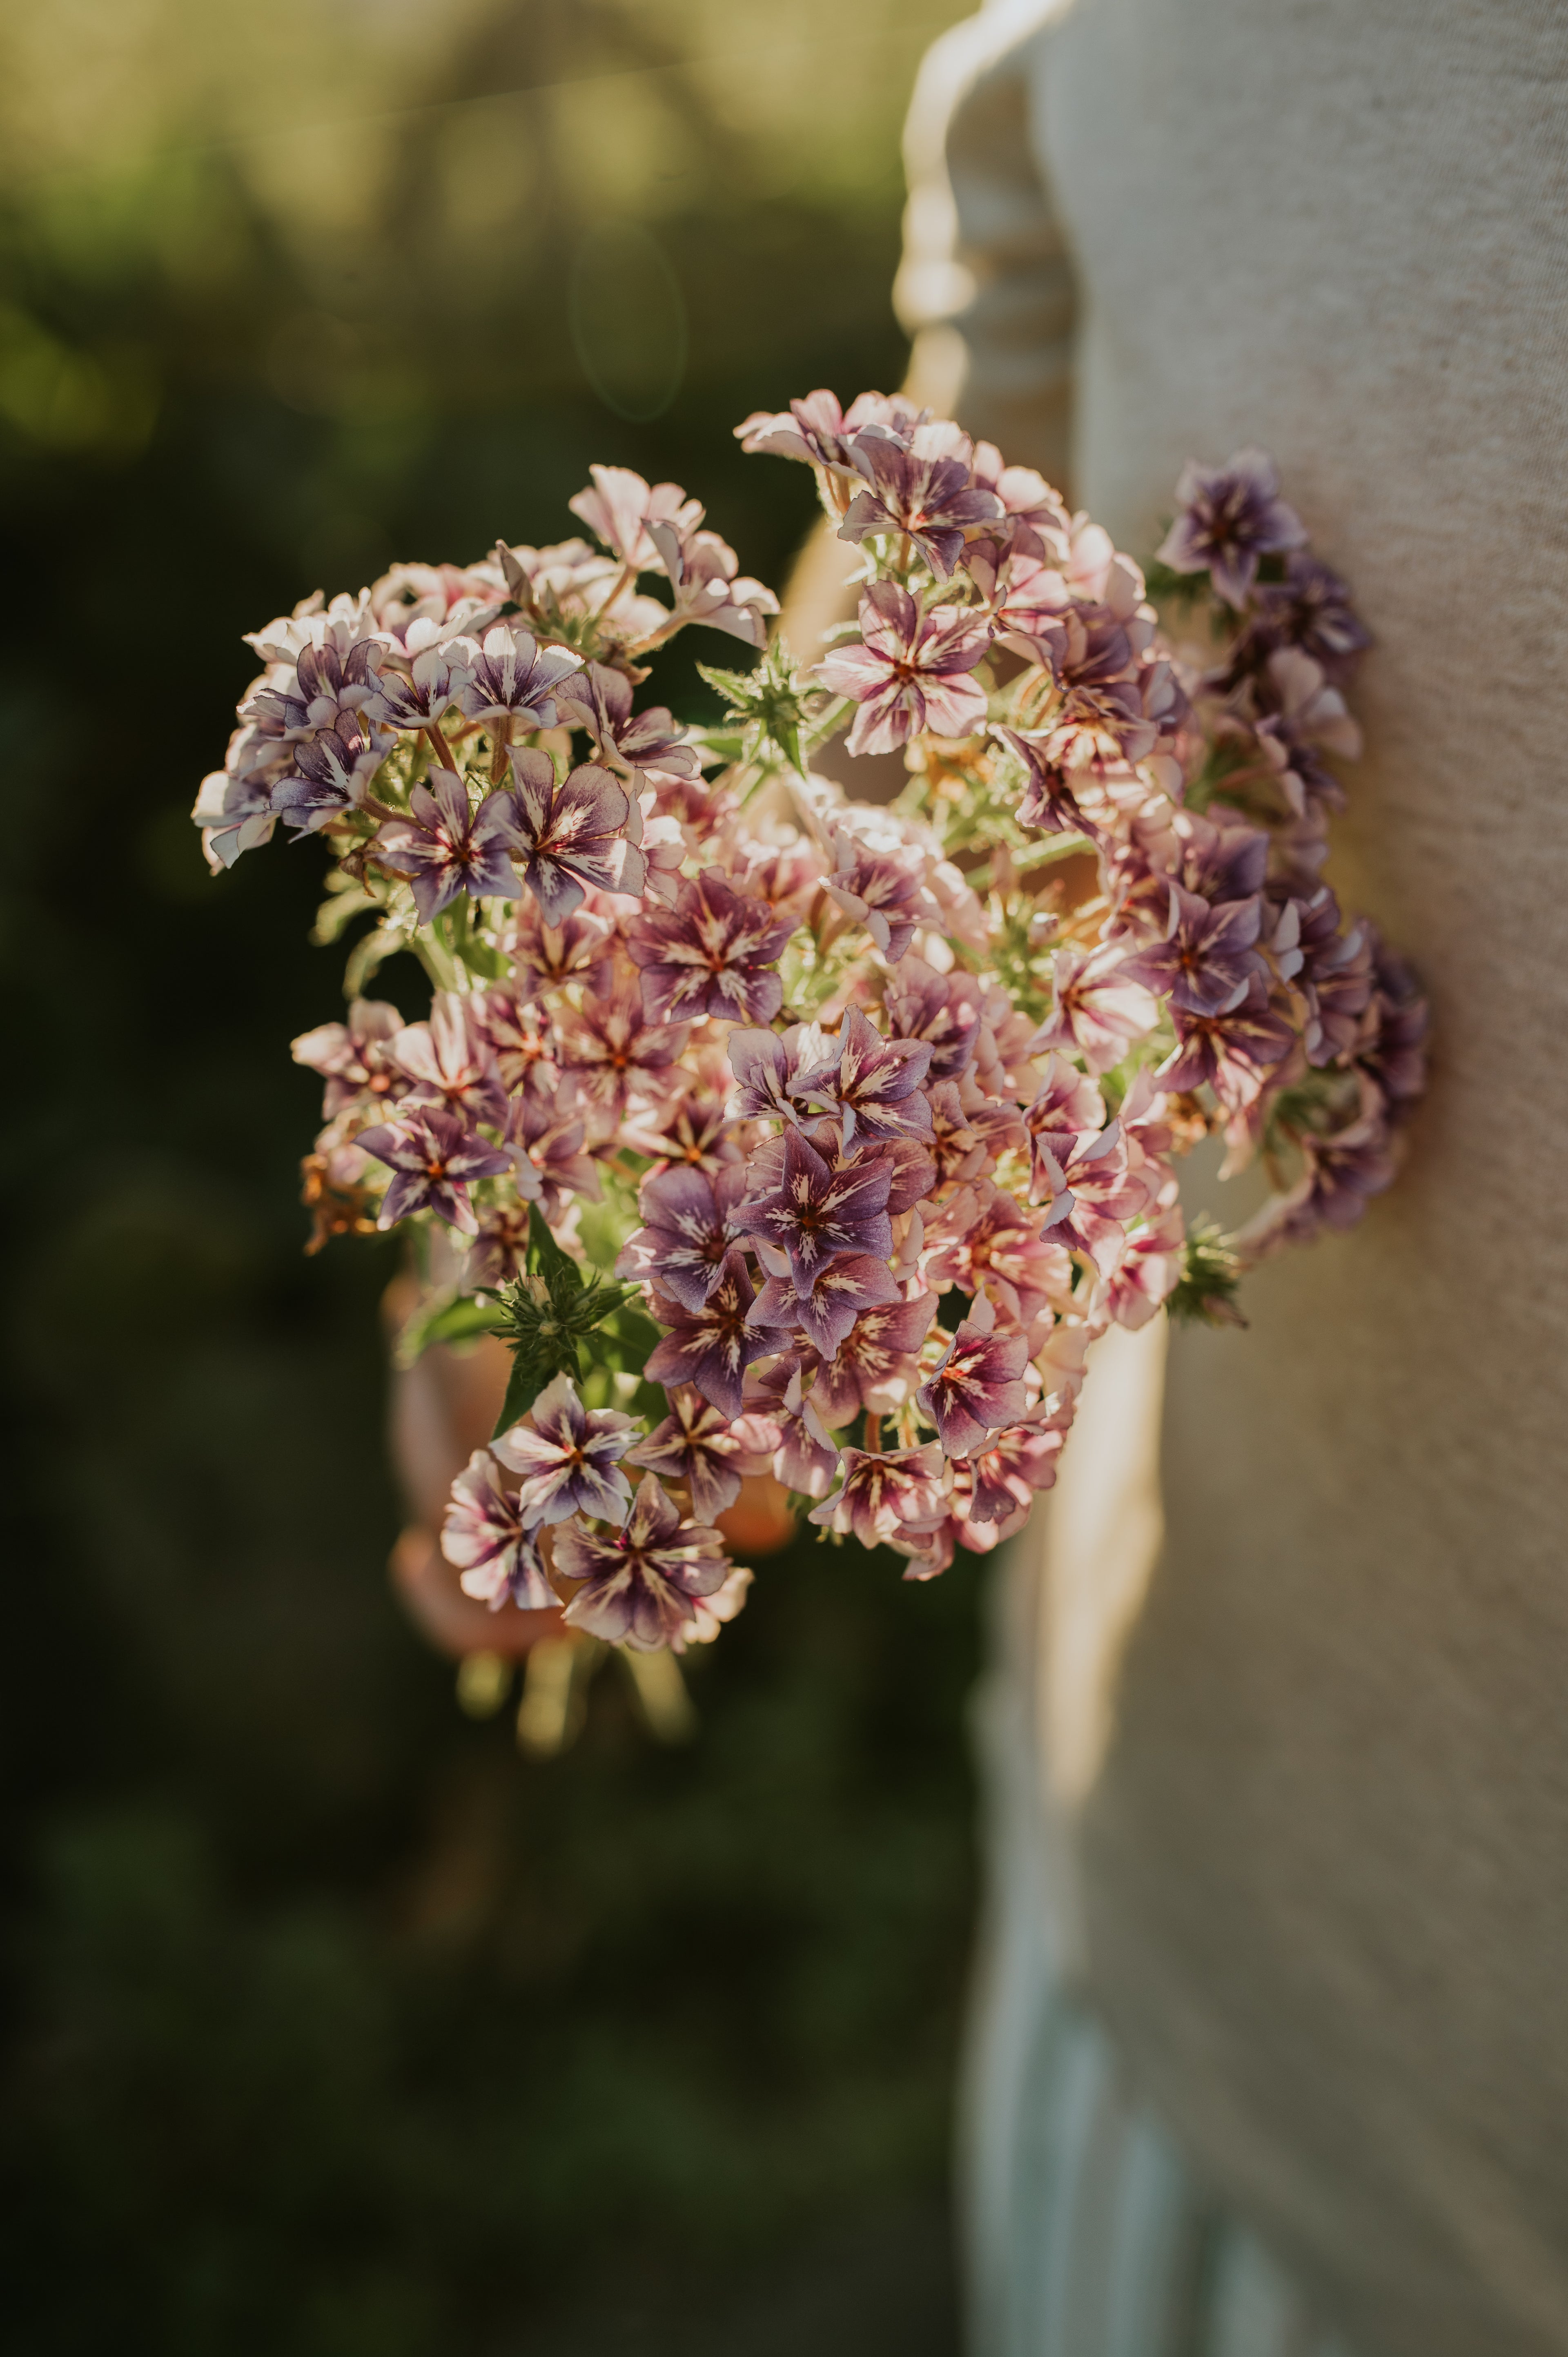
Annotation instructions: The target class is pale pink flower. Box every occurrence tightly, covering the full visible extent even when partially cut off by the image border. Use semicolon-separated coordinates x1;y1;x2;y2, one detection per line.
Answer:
815;584;991;756
1027;944;1160;1075
808;1444;949;1549
441;1450;555;1611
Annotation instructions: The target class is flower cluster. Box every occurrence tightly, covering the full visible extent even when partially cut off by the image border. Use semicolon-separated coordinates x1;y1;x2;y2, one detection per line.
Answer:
196;409;1425;1650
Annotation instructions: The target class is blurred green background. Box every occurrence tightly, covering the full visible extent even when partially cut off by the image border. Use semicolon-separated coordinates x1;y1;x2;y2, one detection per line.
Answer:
0;4;990;2353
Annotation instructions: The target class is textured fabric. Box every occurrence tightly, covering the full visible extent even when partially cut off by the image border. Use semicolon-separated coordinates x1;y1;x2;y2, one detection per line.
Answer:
906;7;1568;2355
962;1542;1349;2357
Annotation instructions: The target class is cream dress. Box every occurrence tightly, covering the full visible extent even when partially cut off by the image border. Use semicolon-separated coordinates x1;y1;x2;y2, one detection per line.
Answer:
891;6;1568;2355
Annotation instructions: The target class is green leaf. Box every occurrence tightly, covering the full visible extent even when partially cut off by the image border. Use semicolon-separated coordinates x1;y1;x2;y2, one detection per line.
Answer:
393;1292;508;1369
312;874;381;947
344;919;412;999
525;1203;583;1290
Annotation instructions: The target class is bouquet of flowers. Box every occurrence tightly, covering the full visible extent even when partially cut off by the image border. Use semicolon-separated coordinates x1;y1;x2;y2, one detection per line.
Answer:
194;394;1426;1655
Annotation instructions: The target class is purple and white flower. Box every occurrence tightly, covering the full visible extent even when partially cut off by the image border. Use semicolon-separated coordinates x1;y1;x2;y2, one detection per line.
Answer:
494;748;645;925
645;1251;769;1420
916;1305;1030;1458
357;1104;511;1234
824;832;930;965
441;1449;557;1611
747;1251;903;1360
837;429;1003;580
455;623;583;728
375;771;519;921
803;1292;937;1425
555;982;690;1116
616;1163;752;1312
492;1372;638;1526
815;583;991;757
733;1126;893;1299
1156;447;1307;608
391;992;508;1129
555;663;701;789
811;1005;933;1147
626;870;793;1025
808;1444;949;1550
627;1392;781;1522
555;1473;730;1653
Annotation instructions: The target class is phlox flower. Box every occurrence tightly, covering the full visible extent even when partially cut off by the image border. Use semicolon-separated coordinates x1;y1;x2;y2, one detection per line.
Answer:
1156;446;1307;608
243;634;385;739
357;1104;511;1234
1120;882;1265;1018
1021;1055;1107;1196
555;1474;730;1653
733;387;927;478
1355;931;1428;1111
925;1182;1074;1326
672;1563;756;1652
1256;553;1370;681
969;444;1071;561
747;1250;903;1360
645;512;780;648
734;1126;894;1299
882;956;982;1082
493;1372;638;1527
507;900;614;1005
1278;885;1374;1064
1042;1125;1150;1277
1103;1195;1187;1330
824;831;931;965
375;771;519;921
645;1251;768;1420
960;1415;1067;1524
473;985;560;1105
555;982;690;1116
616;1164;751;1312
503;1093;599;1215
366;633;472;732
626;869;793;1025
466;1194;539;1289
1158;974;1297;1108
1027;942;1160;1075
271;717;391;836
568;465;703;571
725;1022;839;1127
441;1449;556;1611
996;728;1091;838
391;992;508;1129
915;1306;1030;1458
292;997;410;1118
815;583;991;757
622;1056;746;1176
496;748;645;925
555;663;701;789
812;1005;933;1148
627;1391;781;1523
801;1292;936;1426
808;1443;949;1550
192;749;281;870
837;428;1003;579
455;623;583;727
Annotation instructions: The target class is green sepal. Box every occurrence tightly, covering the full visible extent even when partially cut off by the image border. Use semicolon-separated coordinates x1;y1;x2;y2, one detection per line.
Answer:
1165;1221;1246;1328
489;1207;639;1439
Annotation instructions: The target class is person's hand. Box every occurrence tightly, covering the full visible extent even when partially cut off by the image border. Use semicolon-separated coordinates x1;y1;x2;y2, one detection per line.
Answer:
386;1281;561;1659
383;1277;797;1661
